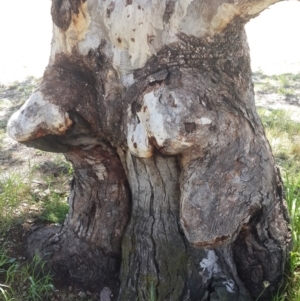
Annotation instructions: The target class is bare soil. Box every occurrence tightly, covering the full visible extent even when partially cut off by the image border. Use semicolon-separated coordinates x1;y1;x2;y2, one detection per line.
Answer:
253;72;300;122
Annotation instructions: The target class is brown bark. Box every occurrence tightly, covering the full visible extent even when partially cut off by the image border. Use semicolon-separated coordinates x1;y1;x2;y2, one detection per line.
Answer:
27;145;130;293
118;153;253;301
7;0;291;300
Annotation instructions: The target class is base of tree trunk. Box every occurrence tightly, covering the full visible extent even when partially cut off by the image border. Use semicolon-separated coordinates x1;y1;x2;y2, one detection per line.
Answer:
27;145;130;297
116;153;290;301
24;145;290;301
27;226;120;296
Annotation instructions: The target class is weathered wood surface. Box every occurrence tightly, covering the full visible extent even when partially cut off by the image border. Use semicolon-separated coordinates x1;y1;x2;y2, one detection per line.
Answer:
7;0;290;300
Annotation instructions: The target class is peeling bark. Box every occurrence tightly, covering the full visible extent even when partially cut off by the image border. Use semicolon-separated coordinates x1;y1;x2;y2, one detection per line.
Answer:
7;0;291;300
51;0;87;31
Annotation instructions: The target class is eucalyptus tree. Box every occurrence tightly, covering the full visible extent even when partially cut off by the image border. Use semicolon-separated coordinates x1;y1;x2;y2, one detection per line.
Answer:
8;0;291;300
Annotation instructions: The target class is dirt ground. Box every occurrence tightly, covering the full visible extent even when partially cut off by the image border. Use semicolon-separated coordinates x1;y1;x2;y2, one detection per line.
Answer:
0;78;56;179
253;72;300;121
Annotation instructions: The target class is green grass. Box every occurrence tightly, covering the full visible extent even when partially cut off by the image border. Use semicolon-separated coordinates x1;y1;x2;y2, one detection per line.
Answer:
0;247;54;301
0;79;93;300
253;72;300;97
281;172;300;301
0;171;70;300
0;158;72;300
38;188;69;224
257;108;300;301
258;108;300;175
0;173;33;232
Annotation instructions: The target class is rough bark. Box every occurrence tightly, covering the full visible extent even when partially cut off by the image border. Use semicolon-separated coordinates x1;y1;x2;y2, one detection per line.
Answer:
118;153;253;301
27;145;130;293
7;0;291;300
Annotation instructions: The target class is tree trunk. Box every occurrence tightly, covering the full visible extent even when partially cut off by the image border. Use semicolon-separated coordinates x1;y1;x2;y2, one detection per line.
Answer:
27;145;130;294
7;0;291;300
118;153;253;301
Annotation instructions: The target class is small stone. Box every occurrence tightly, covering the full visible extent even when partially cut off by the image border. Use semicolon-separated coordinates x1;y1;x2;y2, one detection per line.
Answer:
100;287;112;301
263;280;270;288
78;291;86;298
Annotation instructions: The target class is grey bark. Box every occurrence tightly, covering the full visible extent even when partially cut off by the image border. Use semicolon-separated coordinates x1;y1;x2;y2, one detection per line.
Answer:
7;0;291;300
27;145;130;293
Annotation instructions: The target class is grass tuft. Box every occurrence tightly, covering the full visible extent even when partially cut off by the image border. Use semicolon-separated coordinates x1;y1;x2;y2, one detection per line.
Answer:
0;173;33;232
258;108;300;301
0;248;55;301
257;108;300;175
38;189;69;224
0;78;91;300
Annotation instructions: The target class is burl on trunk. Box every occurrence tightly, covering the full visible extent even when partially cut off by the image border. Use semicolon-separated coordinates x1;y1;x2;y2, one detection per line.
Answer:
7;0;291;300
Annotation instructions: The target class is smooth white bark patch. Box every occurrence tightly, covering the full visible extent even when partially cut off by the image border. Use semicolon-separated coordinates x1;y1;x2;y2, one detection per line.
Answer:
200;117;212;125
199;250;221;280
223;279;235;293
122;73;135;88
211;3;240;32
127;89;196;158
85;158;108;181
127;117;153;158
49;0;281;77
141;91;169;147
102;0;178;74
140;90;195;152
93;164;108;181
247;0;279;15
7;91;72;142
199;250;236;293
127;86;217;158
